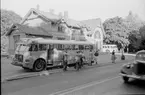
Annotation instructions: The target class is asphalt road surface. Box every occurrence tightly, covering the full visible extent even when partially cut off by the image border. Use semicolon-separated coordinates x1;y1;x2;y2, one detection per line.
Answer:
2;62;145;95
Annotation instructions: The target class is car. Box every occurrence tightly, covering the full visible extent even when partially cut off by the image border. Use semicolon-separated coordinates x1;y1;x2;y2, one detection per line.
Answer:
120;50;145;83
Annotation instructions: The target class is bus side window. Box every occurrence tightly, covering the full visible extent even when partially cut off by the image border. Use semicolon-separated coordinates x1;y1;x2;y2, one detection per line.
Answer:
61;44;64;50
75;45;79;50
72;45;75;50
79;45;84;50
58;44;61;50
29;44;38;51
39;44;47;51
29;44;37;51
33;44;38;51
85;45;89;50
90;45;93;50
29;45;33;51
54;44;58;49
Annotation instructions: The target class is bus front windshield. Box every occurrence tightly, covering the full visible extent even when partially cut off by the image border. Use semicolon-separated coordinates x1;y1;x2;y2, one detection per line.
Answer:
16;44;29;52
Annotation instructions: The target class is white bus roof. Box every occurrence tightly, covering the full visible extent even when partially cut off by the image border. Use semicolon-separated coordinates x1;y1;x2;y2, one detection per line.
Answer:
21;38;93;45
103;44;117;46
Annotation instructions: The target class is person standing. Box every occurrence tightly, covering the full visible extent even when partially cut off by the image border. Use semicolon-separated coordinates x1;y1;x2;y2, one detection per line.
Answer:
111;50;116;63
89;50;94;66
62;50;68;71
78;50;85;69
75;51;82;71
94;50;99;64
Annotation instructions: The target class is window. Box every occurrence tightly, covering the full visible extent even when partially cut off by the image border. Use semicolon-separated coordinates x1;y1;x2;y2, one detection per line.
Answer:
29;44;38;51
90;45;93;50
79;45;84;50
53;44;58;49
39;44;47;51
58;44;63;50
57;37;65;40
85;45;89;50
72;45;78;50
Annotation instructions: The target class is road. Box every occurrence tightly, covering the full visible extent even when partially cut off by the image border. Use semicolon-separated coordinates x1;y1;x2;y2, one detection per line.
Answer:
1;54;134;80
2;62;145;95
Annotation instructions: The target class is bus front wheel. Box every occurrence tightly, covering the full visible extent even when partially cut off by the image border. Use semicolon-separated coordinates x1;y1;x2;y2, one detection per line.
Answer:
33;59;46;72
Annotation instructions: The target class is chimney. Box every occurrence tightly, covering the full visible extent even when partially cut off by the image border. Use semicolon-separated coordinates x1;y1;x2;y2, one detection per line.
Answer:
36;4;40;10
64;11;68;20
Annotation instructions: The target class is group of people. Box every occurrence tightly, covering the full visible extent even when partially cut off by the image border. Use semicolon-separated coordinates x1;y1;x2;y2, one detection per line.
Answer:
47;47;117;71
62;50;99;71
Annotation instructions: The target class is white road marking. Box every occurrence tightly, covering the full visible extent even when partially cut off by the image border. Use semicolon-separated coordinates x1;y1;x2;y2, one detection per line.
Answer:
49;76;120;95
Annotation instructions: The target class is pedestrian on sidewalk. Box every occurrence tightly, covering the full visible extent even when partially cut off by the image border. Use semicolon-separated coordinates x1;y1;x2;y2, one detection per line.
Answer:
94;50;99;64
62;50;68;71
89;50;94;66
111;50;116;63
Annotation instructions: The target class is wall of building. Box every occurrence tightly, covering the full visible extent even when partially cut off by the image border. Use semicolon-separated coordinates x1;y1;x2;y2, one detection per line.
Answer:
8;30;26;55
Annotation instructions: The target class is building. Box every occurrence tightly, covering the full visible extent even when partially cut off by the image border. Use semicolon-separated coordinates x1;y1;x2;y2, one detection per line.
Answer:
6;7;105;54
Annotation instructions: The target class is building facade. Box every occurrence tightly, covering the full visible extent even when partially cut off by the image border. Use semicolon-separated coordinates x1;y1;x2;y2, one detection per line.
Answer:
6;8;105;55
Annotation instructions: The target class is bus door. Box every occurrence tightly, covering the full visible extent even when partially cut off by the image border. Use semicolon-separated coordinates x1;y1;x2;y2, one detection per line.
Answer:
47;44;54;65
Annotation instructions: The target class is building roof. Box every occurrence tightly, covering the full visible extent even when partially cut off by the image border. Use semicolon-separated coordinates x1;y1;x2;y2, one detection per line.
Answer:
79;18;105;36
6;24;52;36
80;18;102;30
20;8;61;24
64;19;81;29
6;8;105;37
6;24;68;38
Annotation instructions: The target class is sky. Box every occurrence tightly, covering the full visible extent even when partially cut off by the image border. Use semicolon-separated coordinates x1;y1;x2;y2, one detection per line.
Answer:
1;0;145;21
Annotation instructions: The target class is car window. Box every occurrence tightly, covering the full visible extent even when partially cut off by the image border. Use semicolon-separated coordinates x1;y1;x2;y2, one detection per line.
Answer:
136;52;145;61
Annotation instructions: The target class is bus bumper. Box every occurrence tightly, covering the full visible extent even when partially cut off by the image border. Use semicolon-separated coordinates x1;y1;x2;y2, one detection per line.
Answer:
11;61;23;67
11;61;33;69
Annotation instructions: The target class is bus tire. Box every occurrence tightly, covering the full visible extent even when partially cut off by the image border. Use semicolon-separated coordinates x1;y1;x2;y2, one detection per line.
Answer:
33;59;46;72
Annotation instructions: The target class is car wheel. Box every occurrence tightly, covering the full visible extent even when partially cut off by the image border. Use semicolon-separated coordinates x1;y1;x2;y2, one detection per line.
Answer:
122;76;129;83
33;59;46;72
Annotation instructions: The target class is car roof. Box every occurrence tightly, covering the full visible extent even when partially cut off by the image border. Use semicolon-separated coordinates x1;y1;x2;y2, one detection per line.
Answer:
136;50;145;55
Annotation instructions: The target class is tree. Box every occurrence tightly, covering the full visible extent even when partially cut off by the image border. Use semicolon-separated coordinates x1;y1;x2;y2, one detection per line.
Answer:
103;16;129;50
1;9;22;35
125;11;145;51
1;9;22;53
138;25;145;50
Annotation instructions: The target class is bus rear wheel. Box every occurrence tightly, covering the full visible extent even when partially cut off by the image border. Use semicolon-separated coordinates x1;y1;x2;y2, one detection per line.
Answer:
33;59;46;72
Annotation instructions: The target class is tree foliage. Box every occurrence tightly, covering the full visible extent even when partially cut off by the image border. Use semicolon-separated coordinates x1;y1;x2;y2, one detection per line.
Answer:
1;9;22;35
103;16;129;50
103;11;145;51
1;9;22;53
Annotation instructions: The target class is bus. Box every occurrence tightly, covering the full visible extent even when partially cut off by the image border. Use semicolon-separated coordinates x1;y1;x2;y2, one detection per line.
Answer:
11;38;96;72
102;44;118;53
